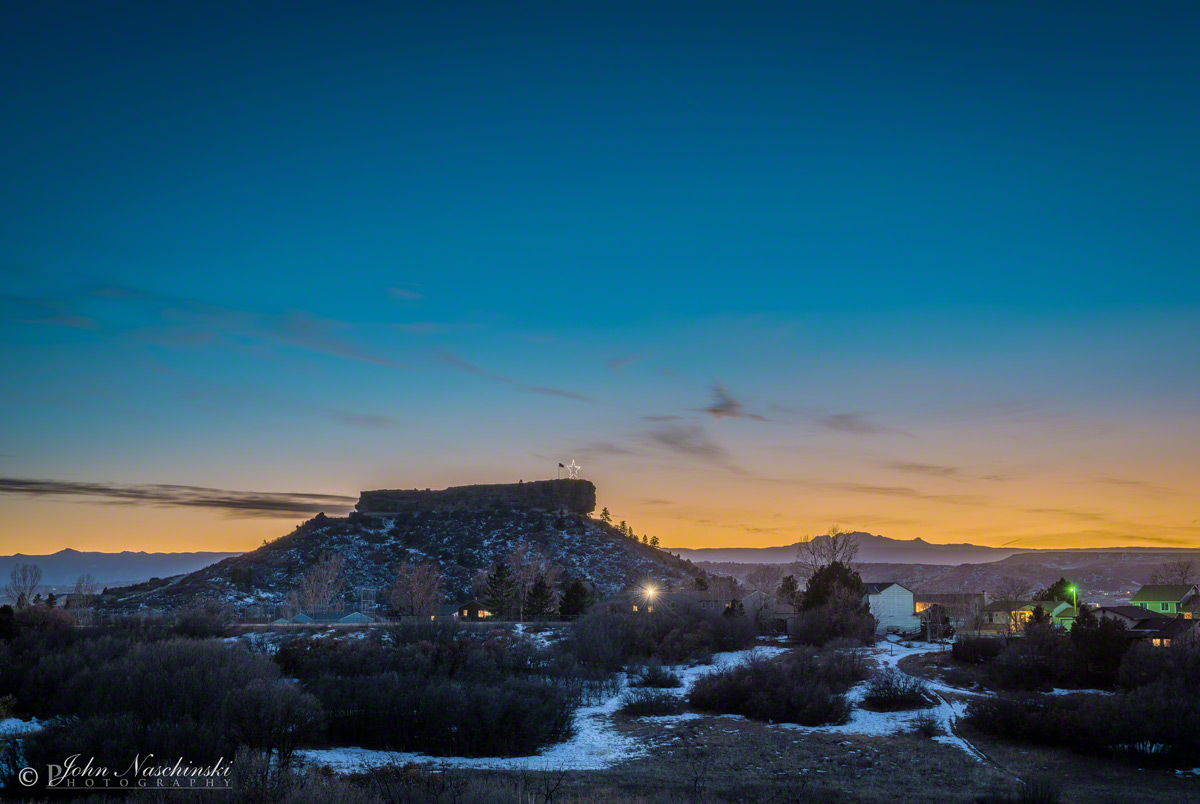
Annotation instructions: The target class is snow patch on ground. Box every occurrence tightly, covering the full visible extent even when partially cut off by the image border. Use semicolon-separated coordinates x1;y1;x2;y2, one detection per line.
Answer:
0;718;41;736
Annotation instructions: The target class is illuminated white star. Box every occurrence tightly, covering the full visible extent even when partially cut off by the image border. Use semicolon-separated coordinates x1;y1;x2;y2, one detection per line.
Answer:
565;460;581;479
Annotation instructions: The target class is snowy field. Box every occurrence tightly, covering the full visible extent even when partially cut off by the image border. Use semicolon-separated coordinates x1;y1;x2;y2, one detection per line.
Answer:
298;636;1001;774
300;643;790;773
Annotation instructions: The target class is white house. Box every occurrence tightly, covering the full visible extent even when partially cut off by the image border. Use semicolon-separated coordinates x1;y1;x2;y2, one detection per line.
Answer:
864;582;920;633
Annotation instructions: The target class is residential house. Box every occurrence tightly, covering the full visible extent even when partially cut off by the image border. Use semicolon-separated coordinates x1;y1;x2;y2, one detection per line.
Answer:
1093;605;1172;630
675;588;741;616
914;592;986;631
456;599;492;620
982;600;1074;633
1093;605;1198;647
1129;584;1199;618
864;582;920;633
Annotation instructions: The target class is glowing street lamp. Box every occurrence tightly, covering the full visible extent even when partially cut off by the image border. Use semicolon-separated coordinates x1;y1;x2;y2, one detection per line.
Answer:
1068;585;1078;612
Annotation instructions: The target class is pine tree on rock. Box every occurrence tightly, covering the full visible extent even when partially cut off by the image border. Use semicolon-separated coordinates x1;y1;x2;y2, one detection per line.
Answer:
483;561;518;618
524;574;556;616
600;507;612;523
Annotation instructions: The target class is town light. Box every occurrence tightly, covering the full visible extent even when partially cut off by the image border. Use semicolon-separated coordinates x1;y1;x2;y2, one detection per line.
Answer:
644;585;658;598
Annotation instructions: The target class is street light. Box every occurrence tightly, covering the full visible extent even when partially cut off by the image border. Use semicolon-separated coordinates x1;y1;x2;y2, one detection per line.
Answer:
1068;585;1077;613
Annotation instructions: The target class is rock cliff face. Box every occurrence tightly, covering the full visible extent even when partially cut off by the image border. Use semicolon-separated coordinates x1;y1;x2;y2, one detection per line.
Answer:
356;479;596;516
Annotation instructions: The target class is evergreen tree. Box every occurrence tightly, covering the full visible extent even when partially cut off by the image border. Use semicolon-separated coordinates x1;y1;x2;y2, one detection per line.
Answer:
524;574;556;616
723;598;745;618
44;592;57;608
619;520;629;537
600;507;612;523
649;535;659;548
1034;577;1075;604
482;561;517;618
692;574;710;591
1024;604;1052;634
778;575;799;605
559;577;594;616
800;561;867;611
641;534;648;545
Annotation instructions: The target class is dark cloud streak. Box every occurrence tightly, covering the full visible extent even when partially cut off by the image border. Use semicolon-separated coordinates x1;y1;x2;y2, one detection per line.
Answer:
0;477;357;518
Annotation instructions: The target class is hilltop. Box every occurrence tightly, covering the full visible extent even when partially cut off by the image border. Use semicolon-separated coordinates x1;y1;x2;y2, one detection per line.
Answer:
98;480;702;613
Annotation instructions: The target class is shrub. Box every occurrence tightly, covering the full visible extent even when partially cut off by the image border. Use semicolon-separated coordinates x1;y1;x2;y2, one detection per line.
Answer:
13;605;73;632
628;659;682;688
619;688;686;716
912;710;940;737
567;608;755;668
175;599;234;638
862;668;931;711
789;603;876;647
689;649;852;726
952;636;1005;664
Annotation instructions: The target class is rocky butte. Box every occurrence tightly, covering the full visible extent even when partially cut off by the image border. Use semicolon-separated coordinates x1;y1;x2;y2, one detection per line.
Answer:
355;478;597;516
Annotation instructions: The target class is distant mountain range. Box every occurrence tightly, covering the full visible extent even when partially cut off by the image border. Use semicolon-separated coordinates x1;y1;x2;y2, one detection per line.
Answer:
669;532;1028;566
0;549;239;588
698;547;1200;606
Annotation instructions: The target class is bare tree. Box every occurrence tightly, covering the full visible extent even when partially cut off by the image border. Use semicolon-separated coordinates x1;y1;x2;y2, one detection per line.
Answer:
72;572;98;608
794;525;859;580
390;561;443;616
745;563;784;624
298;553;344;613
5;563;42;609
1151;559;1198;586
991;576;1033;634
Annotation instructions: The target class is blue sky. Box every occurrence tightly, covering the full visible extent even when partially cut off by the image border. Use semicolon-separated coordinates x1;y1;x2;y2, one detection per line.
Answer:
2;2;1198;552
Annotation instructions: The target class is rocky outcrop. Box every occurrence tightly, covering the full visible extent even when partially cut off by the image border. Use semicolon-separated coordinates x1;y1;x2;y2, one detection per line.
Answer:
356;479;596;516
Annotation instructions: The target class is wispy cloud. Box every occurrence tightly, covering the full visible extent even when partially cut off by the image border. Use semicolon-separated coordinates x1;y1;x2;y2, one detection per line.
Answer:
437;350;590;401
698;383;768;421
646;424;727;461
28;283;410;369
885;461;960;477
1;294;98;330
388;287;423;300
1089;475;1175;496
393;321;480;334
605;353;646;372
817;412;909;436
642;415;685;422
0;477;356;518
639;498;674;506
316;408;401;429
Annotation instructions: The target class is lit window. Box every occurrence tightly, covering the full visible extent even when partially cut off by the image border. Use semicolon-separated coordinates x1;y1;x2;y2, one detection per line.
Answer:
632;605;638;612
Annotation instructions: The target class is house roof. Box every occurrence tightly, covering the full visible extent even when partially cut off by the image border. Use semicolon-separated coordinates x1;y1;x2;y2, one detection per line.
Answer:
1095;605;1172;621
983;600;1069;614
1130;584;1197;603
865;582;909;595
915;593;985;605
1127;617;1199;641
